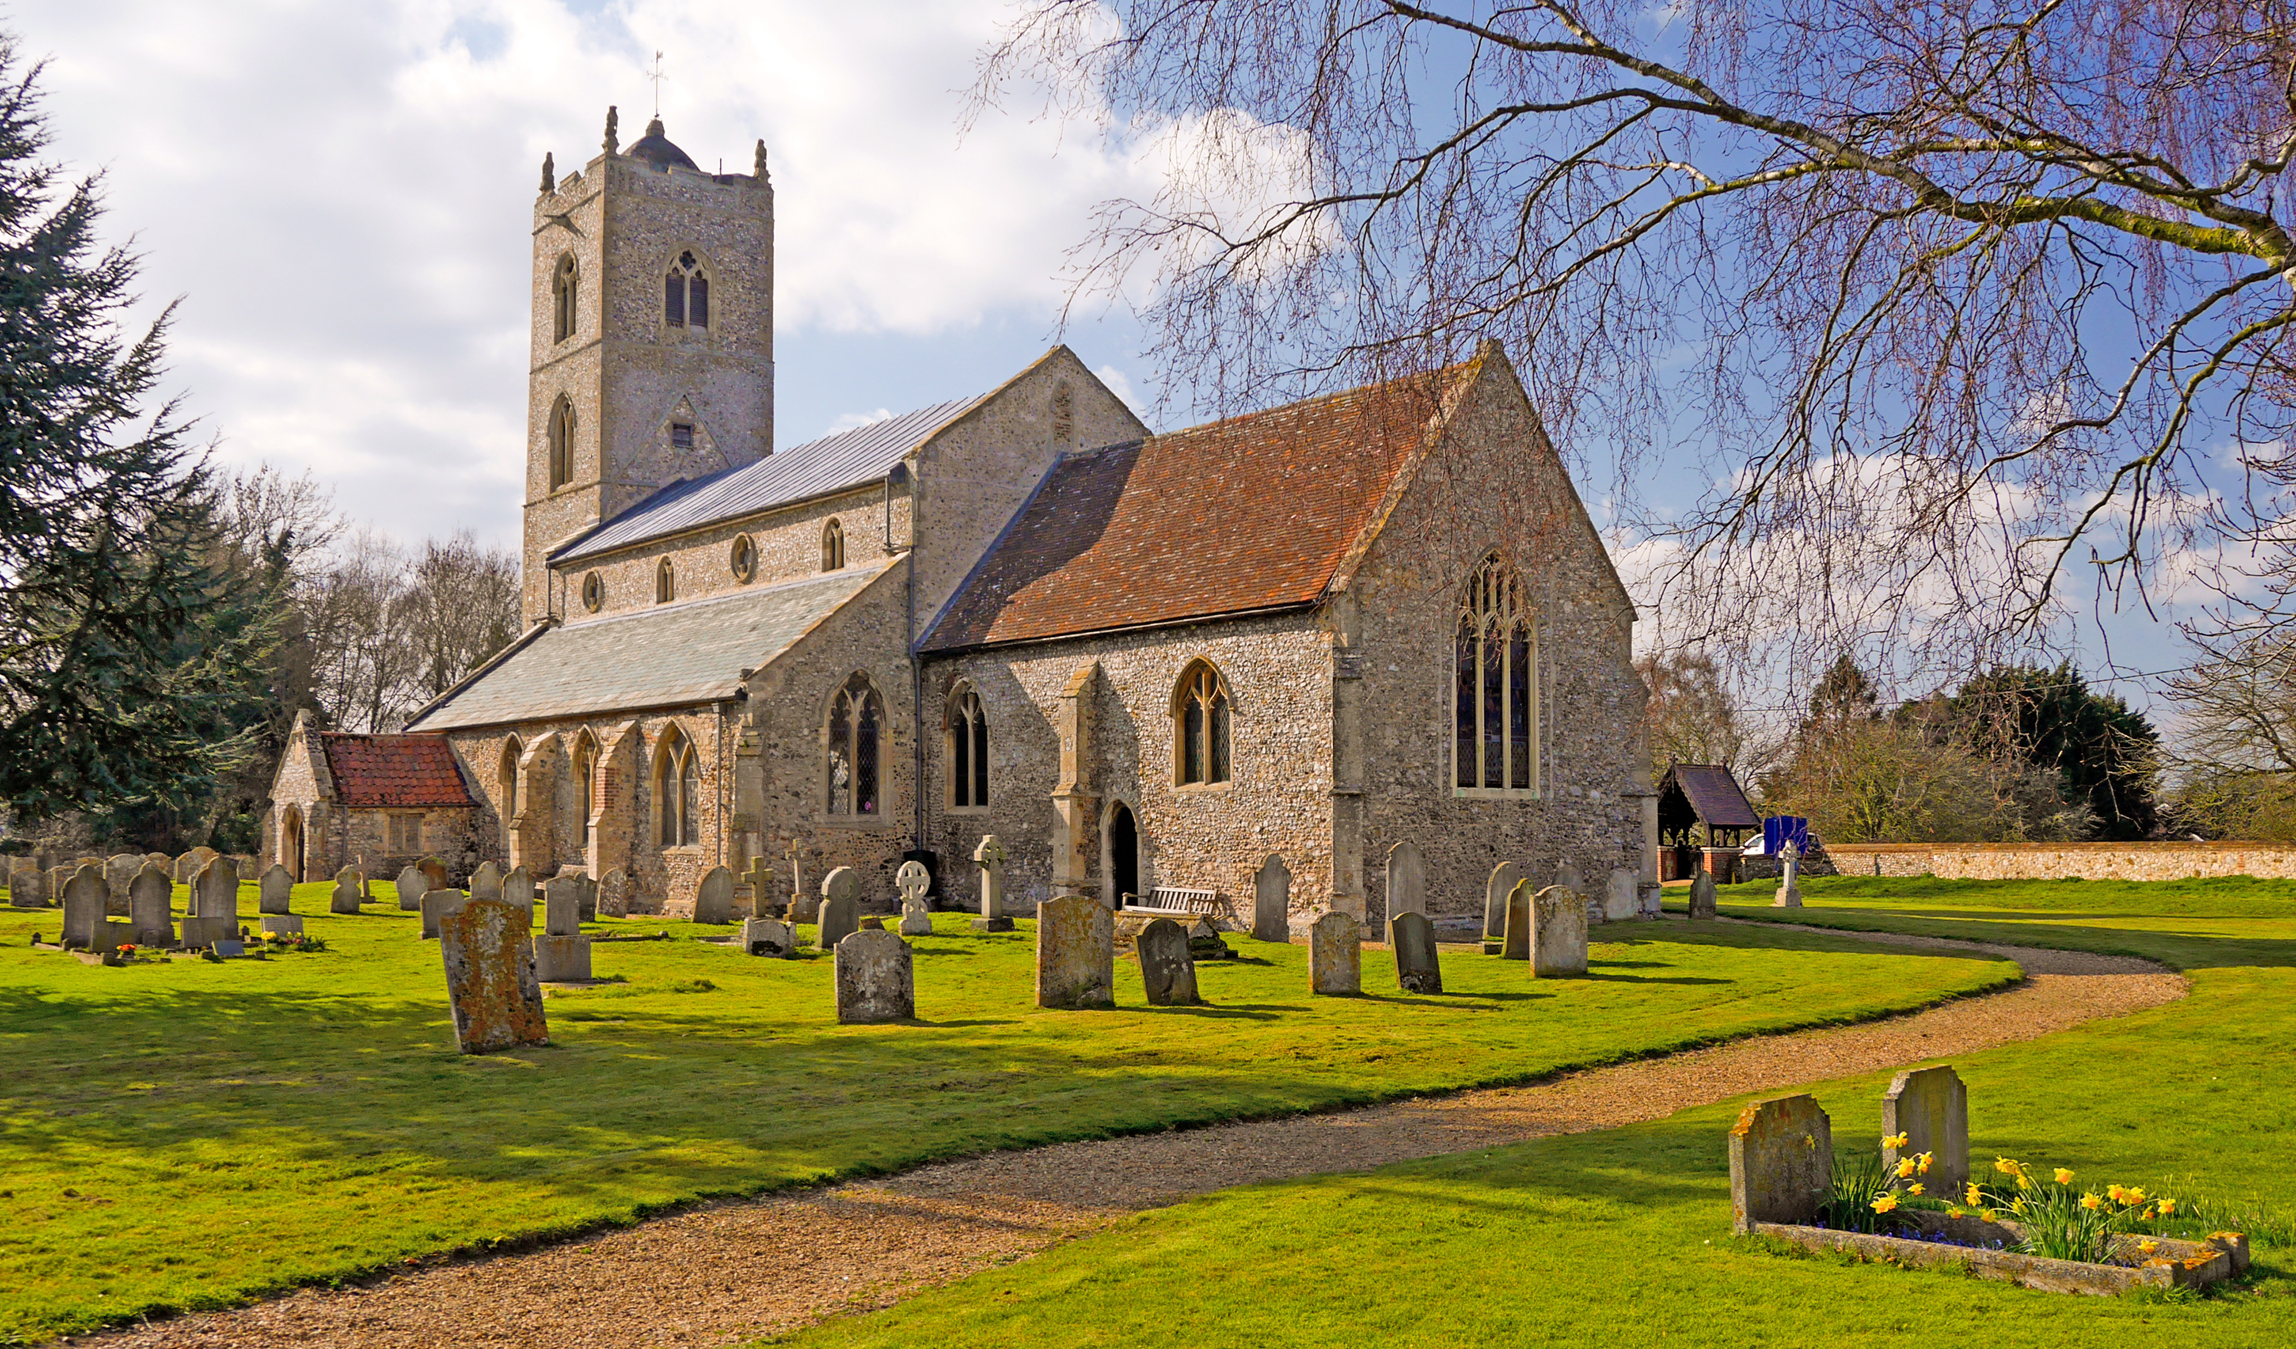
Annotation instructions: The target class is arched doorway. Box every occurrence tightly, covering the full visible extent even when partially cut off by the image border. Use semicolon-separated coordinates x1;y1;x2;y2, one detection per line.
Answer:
281;805;304;882
1107;802;1138;906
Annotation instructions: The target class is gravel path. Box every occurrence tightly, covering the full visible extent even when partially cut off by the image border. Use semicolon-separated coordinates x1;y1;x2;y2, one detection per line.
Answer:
72;925;2183;1349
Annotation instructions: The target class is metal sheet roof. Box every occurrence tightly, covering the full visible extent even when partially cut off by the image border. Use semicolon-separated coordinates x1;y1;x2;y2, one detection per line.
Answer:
405;561;894;730
1663;763;1760;830
552;396;984;563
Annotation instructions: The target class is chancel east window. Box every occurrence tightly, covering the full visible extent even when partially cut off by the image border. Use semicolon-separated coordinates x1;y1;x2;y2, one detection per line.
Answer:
1173;660;1232;786
665;250;710;328
948;683;990;809
1454;554;1537;795
827;672;885;817
656;727;700;847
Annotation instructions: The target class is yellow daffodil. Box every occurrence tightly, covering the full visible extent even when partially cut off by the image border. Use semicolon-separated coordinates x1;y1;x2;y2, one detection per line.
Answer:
1995;1158;2021;1177
1965;1184;1983;1206
2143;1207;2156;1220
1980;1209;1998;1222
1883;1132;1909;1149
1907;1183;1925;1197
1872;1194;1899;1214
2054;1168;2075;1185
2139;1241;2160;1256
2159;1198;2177;1216
2081;1192;2103;1211
1916;1152;1934;1175
1947;1207;1965;1219
2107;1184;2128;1203
2017;1175;2033;1190
2128;1187;2147;1203
1895;1158;1918;1179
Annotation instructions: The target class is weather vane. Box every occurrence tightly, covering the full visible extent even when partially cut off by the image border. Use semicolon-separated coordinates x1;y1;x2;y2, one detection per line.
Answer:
649;51;667;118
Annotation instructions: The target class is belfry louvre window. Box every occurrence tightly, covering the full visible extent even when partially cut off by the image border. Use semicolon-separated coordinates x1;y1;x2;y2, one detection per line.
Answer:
827;672;885;817
665;250;709;328
948;683;990;809
552;255;577;342
1173;660;1232;786
671;421;694;452
1454;555;1537;795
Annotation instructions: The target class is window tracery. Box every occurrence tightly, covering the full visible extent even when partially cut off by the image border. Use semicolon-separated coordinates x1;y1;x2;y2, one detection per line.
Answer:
948;683;990;809
827;672;885;817
1454;554;1537;795
1173;660;1232;786
664;250;710;328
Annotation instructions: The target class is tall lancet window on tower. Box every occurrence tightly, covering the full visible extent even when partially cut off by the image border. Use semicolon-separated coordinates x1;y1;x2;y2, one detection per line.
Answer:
552;255;577;342
665;251;709;329
547;397;575;490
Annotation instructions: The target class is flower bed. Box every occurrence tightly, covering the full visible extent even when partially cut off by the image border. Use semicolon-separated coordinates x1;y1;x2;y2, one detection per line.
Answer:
1753;1214;2246;1295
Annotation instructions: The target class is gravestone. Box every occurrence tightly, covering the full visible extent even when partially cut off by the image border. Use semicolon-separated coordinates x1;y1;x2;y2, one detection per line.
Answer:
469;861;504;903
1252;853;1292;942
1532;885;1589;977
1309;911;1362;995
787;845;816;922
261;914;305;937
106;854;142;915
421;889;469;940
1389;911;1442;994
1729;1094;1833;1233
49;865;71;908
1883;1065;1969;1191
1601;868;1639;923
1484;861;1524;940
743;857;776;918
180;859;243;948
896;859;934;936
259;864;294;915
834;928;915;1023
742;917;793;957
534;931;592;982
9;866;47;908
129;862;174;947
395;864;428;911
418;856;451;893
817;867;862;948
1773;839;1804;908
61;863;106;949
692;866;736;925
971;835;1012;932
213;937;246;959
439;897;548;1053
1136;916;1199;1006
1689;870;1718;920
1385;840;1426;922
1500;879;1534;960
543;876;584;937
1554;860;1585;896
1035;895;1115;1009
331;866;364;915
595;867;629;919
861;915;885;931
173;848;206;883
574;870;597;921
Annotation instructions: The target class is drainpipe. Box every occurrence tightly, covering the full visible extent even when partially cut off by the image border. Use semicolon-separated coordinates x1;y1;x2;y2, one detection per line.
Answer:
891;462;923;852
714;699;728;871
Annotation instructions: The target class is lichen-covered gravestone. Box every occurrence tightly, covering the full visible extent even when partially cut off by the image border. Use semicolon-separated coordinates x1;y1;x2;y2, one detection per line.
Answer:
896;860;934;936
1385;840;1426;922
1252;854;1292;943
595;867;628;918
502;866;535;920
331;866;364;915
61;863;107;949
468;861;504;903
129;862;174;947
418;855;450;893
573;871;597;922
1501;879;1535;960
692;865;735;925
1689;870;1718;920
439;898;548;1053
835;928;915;1024
1136;916;1199;1006
421;889;468;940
1554;861;1585;897
1035;895;1114;1008
1484;861;1524;941
817;867;862;948
1883;1064;1969;1190
1389;910;1442;994
259;864;294;915
1532;885;1589;977
1601;868;1639;923
971;835;1013;932
742;916;793;957
1309;911;1362;995
1729;1094;1833;1233
395;864;428;912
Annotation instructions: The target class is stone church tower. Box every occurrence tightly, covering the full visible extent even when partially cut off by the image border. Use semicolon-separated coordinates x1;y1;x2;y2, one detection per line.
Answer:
520;109;776;626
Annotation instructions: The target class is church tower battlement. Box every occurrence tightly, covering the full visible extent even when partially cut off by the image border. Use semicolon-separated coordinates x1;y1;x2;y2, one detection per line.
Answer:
521;107;776;626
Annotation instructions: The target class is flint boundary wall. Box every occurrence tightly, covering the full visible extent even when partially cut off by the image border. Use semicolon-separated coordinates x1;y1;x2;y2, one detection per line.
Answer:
1825;841;2296;882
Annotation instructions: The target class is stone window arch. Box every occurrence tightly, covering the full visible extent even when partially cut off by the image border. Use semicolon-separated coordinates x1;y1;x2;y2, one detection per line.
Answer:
654;725;700;847
664;249;710;329
1172;659;1232;786
729;533;757;583
1455;553;1537;796
947;681;990;810
656;556;675;604
826;671;885;817
547;396;576;490
821;517;845;571
498;735;524;822
552;254;578;343
572;729;598;849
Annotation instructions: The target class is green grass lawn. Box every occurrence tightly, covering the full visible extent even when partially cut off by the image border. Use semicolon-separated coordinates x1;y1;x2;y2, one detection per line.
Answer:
0;879;2010;1342
772;876;2296;1348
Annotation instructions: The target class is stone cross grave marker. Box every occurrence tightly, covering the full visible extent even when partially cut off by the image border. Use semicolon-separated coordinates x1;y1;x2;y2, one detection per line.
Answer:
1500;879;1534;960
440;897;548;1053
259;864;294;915
742;916;793;957
1729;1094;1833;1233
742;857;775;919
1532;885;1589;977
1773;839;1804;908
1309;911;1362;995
1484;861;1524;941
1385;840;1426;922
896;859;934;936
396;864;427;911
971;834;1012;932
1136;916;1199;1006
1883;1064;1969;1190
1689;870;1718;920
331;866;364;915
469;861;504;903
421;889;469;940
1601;868;1639;923
692;865;735;925
835;927;915;1023
1389;911;1442;994
129;862;174;948
817;867;862;948
61;863;106;949
1035;894;1114;1008
1252;853;1292;943
9;866;47;909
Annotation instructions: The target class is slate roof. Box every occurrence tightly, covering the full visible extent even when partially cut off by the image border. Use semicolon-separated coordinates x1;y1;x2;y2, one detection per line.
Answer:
318;734;476;809
553;396;985;564
627;117;698;171
1664;763;1760;830
921;371;1462;652
405;561;893;731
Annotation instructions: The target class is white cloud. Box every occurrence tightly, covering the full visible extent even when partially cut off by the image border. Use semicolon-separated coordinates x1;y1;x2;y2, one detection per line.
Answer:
822;407;895;437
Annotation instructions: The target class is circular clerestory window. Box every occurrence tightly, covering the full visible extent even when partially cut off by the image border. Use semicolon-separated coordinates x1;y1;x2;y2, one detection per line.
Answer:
581;570;603;612
730;533;757;583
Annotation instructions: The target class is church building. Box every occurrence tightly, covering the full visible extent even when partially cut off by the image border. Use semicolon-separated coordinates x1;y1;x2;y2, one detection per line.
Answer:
274;110;1655;932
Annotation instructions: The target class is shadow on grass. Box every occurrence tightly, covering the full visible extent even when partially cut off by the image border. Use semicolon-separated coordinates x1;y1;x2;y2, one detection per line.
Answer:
1688;904;2296;972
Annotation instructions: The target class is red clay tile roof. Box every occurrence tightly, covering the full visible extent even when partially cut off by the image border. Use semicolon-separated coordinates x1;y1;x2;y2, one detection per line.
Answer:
922;370;1462;651
318;733;476;808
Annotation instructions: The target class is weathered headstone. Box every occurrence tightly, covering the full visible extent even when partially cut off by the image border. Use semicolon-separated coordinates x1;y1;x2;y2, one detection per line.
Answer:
692;865;735;925
261;914;305;937
1554;860;1585;896
1500;879;1534;960
1532;885;1589;977
742;917;793;957
213;937;247;958
501;864;533;903
817;867;862;948
48;865;71;907
742;856;776;918
439;897;548;1053
896;859;934;936
595;867;628;918
787;844;816;922
971;835;1012;932
534;932;592;981
1883;1065;1969;1191
1309;911;1362;995
1484;861;1524;940
418;855;450;893
105;854;142;915
574;870;597;921
129;862;174;947
191;857;240;920
835;928;915;1023
1773;838;1804;908
1385;840;1426;922
61;863;106;949
1035;894;1115;1009
1601;868;1638;923
331;865;365;915
9;866;48;908
1729;1094;1834;1233
1136;916;1199;1005
395;864;427;911
1252;853;1292;943
421;889;468;940
259;863;294;915
543;875;584;937
1689;870;1718;920
469;861;504;902
1390;910;1442;994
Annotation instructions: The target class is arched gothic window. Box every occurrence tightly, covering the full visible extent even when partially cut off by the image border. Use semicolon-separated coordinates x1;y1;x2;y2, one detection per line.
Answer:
572;731;597;849
656;557;675;604
664;250;710;328
1173;660;1232;786
552;255;578;343
1455;555;1536;794
821;517;845;571
547;397;576;490
826;672;885;817
655;726;700;847
948;683;990;809
499;736;524;822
